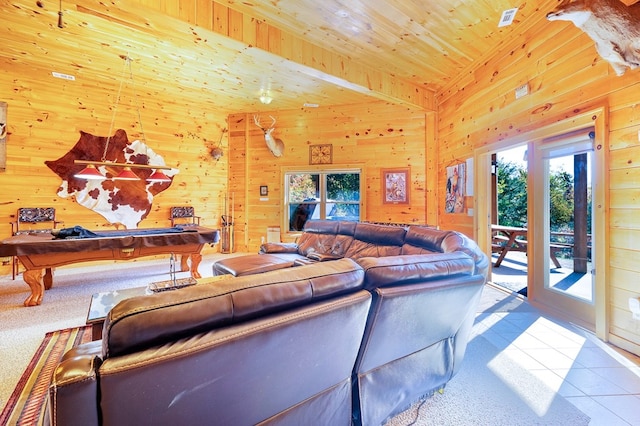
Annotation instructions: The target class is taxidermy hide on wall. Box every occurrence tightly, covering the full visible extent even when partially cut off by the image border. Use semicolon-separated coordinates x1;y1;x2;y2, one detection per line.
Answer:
547;0;640;76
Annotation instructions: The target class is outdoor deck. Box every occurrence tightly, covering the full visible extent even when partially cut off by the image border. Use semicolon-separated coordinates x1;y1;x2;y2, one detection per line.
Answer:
490;251;593;301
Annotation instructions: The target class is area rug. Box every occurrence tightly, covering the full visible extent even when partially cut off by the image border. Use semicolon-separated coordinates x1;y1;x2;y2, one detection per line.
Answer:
0;326;92;425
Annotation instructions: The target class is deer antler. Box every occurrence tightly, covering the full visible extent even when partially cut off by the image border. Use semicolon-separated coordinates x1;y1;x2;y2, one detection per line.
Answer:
253;114;285;157
253;114;262;129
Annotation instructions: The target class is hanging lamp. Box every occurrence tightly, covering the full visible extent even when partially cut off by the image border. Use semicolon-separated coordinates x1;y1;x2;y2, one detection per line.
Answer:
75;163;106;180
74;55;174;182
113;166;139;181
147;169;172;182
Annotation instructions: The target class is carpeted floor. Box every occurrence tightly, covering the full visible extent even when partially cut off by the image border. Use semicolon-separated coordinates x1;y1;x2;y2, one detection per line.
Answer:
0;256;592;425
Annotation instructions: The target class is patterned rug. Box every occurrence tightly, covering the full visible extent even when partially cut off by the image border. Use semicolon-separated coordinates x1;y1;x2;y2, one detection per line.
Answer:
0;326;92;425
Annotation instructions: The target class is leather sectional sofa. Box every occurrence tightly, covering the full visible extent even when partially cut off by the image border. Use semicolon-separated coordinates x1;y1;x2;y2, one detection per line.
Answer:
48;221;489;425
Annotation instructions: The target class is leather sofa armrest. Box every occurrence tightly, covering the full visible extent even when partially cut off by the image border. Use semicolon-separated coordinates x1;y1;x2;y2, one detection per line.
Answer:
259;242;300;254
48;341;102;426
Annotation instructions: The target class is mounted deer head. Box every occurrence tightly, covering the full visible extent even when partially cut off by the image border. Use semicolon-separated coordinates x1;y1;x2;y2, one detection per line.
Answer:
547;0;640;76
253;115;285;157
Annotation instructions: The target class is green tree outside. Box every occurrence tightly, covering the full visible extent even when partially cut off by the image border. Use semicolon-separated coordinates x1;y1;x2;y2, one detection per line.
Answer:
497;160;583;232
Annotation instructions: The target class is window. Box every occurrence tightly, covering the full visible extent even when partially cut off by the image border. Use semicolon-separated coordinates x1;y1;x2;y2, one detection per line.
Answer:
285;169;361;232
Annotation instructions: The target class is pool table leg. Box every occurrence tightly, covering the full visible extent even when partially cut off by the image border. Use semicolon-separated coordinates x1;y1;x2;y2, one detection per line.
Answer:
180;255;190;273
190;253;203;279
23;269;45;306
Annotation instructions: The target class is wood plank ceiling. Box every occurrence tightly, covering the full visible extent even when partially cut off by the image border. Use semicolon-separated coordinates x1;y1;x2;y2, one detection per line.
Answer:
219;0;558;92
4;0;635;113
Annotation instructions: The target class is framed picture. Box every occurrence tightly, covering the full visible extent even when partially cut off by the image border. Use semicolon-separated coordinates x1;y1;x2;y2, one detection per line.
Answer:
445;163;465;213
260;185;268;196
309;144;332;165
382;168;410;204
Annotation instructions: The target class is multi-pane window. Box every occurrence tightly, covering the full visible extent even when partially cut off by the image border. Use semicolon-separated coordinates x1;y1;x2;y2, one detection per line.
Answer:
285;169;361;232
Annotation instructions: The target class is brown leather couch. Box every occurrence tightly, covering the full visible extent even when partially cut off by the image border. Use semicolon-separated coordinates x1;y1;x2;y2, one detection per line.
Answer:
48;222;488;426
212;220;488;279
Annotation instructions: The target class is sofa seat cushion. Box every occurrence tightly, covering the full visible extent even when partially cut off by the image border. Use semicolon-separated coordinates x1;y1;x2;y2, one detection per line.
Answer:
213;253;300;276
356;252;475;290
102;258;365;358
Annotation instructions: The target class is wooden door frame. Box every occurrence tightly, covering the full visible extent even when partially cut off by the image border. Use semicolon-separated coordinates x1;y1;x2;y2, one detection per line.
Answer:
474;106;608;340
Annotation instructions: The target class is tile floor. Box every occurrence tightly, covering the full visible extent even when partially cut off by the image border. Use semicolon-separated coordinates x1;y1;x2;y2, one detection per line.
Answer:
477;284;640;425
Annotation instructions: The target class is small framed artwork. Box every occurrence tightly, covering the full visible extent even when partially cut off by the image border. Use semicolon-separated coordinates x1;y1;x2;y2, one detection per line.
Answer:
309;144;332;165
260;185;269;196
382;168;410;204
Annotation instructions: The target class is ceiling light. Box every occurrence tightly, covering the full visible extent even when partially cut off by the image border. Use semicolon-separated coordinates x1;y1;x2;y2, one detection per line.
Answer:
259;92;273;105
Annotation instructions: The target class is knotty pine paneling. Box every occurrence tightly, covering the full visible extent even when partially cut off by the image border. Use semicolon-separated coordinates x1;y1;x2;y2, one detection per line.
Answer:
126;0;436;111
438;17;640;355
0;2;232;271
227;103;429;252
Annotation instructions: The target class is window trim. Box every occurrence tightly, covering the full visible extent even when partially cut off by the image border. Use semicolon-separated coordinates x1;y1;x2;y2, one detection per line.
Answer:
282;164;365;235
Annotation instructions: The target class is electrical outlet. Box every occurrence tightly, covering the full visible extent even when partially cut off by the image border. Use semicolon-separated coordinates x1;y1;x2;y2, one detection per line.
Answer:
515;83;529;99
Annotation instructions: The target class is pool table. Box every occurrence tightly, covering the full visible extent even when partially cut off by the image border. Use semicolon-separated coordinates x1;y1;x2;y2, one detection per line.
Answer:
0;226;220;306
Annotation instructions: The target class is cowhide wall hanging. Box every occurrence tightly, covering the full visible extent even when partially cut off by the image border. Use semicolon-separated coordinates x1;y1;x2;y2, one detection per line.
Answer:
45;129;177;229
547;0;640;76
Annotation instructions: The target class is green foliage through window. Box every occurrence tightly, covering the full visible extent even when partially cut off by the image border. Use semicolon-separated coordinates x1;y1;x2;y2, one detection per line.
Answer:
286;170;361;231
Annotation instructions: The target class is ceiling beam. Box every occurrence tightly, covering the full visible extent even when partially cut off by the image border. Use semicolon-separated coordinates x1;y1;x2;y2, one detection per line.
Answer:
127;0;436;111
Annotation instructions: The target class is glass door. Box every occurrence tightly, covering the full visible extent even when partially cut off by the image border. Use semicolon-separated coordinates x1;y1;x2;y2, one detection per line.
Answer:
529;130;595;329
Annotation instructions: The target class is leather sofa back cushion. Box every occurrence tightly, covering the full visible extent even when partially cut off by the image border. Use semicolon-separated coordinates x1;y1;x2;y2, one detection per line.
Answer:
356;252;475;290
343;223;407;259
102;258;365;358
297;220;356;257
401;226;449;254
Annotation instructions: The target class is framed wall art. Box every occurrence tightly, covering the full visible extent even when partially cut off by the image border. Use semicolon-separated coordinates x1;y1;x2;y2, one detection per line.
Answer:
260;185;268;196
445;162;466;213
382;168;410;204
309;144;332;165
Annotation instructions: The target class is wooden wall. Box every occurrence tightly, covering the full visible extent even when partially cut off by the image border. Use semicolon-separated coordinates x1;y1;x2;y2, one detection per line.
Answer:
0;2;430;275
437;16;640;355
1;1;639;355
0;1;230;263
228;103;430;252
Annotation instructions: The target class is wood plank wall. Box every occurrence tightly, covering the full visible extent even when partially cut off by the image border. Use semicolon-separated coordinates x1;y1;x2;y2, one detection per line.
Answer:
0;2;429;272
228;103;429;251
438;16;640;355
1;1;638;355
0;1;230;260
